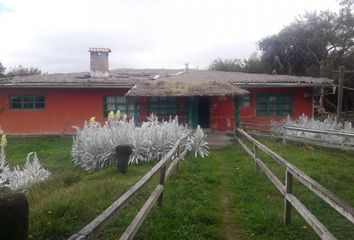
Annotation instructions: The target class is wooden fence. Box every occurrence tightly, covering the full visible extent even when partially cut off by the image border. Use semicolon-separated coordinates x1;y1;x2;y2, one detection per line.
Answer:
240;120;354;150
68;135;189;240
283;125;354;150
236;128;354;240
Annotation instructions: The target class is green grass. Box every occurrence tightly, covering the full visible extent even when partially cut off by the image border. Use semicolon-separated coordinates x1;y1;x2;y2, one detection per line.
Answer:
133;138;354;240
3;136;354;239
5;136;154;240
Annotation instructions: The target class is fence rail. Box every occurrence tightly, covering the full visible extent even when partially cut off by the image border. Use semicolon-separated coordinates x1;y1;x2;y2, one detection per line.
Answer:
283;125;354;149
240;120;354;150
236;128;354;240
68;135;189;240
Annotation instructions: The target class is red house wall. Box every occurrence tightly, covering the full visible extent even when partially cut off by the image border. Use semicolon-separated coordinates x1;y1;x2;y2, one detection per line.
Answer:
0;88;129;135
240;87;313;123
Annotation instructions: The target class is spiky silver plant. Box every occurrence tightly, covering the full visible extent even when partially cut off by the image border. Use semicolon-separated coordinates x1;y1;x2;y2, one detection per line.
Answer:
72;114;209;173
7;152;50;190
187;125;209;158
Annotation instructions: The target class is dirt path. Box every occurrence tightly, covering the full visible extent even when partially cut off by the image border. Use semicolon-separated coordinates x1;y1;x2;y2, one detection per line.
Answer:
219;155;242;240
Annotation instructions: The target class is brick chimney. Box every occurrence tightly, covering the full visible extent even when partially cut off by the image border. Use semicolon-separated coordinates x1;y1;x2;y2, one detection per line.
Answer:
89;48;111;77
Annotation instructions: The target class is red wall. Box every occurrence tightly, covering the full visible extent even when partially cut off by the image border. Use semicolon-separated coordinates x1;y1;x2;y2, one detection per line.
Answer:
0;88;129;135
240;87;313;123
0;87;314;135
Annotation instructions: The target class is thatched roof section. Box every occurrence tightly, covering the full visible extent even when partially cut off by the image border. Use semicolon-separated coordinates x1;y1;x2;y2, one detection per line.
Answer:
0;69;333;96
126;69;333;96
127;73;248;96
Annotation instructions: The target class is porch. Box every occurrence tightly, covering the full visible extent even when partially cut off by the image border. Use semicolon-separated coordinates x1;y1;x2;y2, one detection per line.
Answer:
137;96;237;132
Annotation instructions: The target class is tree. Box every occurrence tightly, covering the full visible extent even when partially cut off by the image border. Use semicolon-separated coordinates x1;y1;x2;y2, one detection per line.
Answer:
209;53;268;73
6;65;41;77
0;62;5;77
259;10;354;78
209;58;244;72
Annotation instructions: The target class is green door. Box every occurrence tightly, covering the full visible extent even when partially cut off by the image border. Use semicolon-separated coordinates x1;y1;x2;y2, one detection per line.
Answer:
234;96;241;128
188;97;199;128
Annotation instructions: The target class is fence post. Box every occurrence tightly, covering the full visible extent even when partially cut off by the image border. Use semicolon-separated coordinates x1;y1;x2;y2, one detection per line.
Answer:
282;126;286;145
158;165;166;206
253;144;259;172
284;168;293;225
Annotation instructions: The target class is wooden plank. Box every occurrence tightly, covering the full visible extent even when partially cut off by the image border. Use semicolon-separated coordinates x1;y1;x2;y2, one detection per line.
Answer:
119;185;164;240
255;158;285;195
285;135;354;150
284;126;354;138
286;194;337;240
68;135;187;240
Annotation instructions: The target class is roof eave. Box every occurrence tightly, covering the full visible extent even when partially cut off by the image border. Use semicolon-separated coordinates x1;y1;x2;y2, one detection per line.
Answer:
0;83;135;89
235;83;333;88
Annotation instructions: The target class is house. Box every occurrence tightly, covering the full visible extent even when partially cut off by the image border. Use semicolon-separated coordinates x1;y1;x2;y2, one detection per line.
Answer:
0;48;333;135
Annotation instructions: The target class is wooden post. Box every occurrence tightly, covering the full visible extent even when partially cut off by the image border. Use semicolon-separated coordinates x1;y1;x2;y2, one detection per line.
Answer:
282;126;286;145
284;169;293;225
336;66;344;121
253;144;259;172
158;165;166;206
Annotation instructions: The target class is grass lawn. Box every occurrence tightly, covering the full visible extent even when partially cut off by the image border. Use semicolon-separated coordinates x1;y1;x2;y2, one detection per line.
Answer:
4;136;354;239
5;136;155;240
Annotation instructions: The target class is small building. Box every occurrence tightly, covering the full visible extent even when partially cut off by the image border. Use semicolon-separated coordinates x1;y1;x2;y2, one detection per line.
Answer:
0;48;333;135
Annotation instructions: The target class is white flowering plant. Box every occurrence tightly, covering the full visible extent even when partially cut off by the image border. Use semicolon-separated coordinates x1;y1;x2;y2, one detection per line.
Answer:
0;133;50;191
72;112;209;173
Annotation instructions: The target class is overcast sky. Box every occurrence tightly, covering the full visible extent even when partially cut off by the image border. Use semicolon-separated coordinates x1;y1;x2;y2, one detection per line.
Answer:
0;0;340;73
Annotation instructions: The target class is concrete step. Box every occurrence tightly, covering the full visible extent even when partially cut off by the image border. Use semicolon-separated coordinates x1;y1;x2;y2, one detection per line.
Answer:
205;133;234;150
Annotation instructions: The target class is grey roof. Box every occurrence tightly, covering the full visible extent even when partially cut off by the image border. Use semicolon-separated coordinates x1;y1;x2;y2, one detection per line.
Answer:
0;69;333;96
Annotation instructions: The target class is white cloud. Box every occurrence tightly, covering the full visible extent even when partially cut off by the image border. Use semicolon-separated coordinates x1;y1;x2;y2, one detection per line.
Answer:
0;0;339;73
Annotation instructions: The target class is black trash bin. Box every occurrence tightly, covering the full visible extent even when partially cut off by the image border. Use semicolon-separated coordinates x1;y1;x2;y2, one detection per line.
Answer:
115;145;133;173
0;192;29;240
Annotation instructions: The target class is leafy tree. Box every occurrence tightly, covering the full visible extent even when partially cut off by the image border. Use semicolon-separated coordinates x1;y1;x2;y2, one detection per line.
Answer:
0;62;5;77
209;53;267;73
259;10;354;78
6;65;41;77
209;58;244;72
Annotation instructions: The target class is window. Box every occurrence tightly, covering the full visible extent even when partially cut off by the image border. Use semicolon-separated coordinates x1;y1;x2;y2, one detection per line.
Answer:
10;95;45;110
256;94;293;117
103;96;138;120
242;94;251;107
148;97;177;119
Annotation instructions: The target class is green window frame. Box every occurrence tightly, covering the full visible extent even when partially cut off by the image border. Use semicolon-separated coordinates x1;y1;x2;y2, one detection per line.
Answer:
256;94;293;117
103;96;138;121
9;95;45;110
241;94;251;107
148;97;177;119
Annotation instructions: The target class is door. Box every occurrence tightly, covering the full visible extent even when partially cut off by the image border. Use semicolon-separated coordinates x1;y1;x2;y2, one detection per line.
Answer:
234;96;241;128
198;97;210;128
